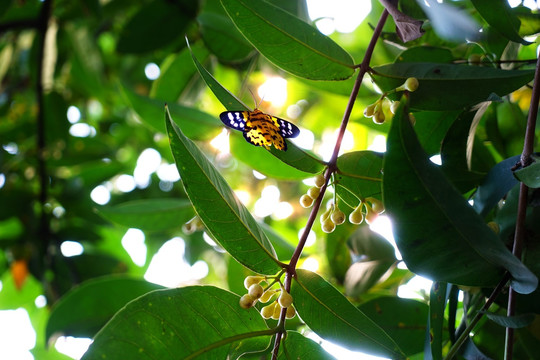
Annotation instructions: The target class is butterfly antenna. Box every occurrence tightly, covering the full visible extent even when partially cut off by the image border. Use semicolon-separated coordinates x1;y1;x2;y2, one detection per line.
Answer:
249;88;265;110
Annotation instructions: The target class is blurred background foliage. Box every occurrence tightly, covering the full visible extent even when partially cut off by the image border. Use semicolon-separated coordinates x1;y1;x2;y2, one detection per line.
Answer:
1;0;540;359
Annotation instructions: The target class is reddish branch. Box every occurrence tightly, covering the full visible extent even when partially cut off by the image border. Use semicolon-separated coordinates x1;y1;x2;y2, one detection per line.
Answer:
270;9;390;359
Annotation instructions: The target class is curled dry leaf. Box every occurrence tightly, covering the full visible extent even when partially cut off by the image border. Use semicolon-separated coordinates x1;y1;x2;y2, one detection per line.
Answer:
379;0;424;42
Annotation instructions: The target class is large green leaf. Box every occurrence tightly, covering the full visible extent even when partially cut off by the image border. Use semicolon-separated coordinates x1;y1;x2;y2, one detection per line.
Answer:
335;151;383;207
82;286;273;360
291;269;406;359
514;157;540;188
279;331;336;359
166;108;282;274
371;63;534;110
46;276;164;342
124;88;221;140
97;199;194;232
427;282;450;360
358;296;428;356
188;42;325;174
471;0;529;45
220;0;354;80
382;99;537;293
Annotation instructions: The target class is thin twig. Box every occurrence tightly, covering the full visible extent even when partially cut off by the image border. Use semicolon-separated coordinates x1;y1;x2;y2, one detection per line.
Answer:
270;9;390;360
445;273;511;360
504;54;540;360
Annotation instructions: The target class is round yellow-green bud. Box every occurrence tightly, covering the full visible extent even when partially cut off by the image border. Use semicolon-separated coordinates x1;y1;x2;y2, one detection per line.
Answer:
286;306;296;319
487;221;500;234
248;283;264;299
300;194;314;208
244;275;264;290
182;222;195;235
364;203;379;225
314;174;325;188
239;294;256;309
404;77;419;92
373;110;385;124
349;207;364;225
278;290;294;308
307;186;320;199
321;218;336;233
259;289;277;303
331;208;346;225
366;197;384;214
261;302;276;319
390;101;400;114
364;103;377;118
272;301;282;320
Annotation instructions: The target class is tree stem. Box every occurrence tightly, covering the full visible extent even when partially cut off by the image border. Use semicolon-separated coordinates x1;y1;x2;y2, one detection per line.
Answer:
270;9;389;359
504;52;540;360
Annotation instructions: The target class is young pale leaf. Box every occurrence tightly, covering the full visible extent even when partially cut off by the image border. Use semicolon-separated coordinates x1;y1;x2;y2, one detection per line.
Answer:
220;0;354;80
335;151;383;208
471;0;530;45
371;63;534;110
46;276;164;342
279;331;336;360
383;98;537;293
82;286;273;360
291;269;406;359
166;108;282;274
97;199;194;232
358;297;428;356
188;41;325;174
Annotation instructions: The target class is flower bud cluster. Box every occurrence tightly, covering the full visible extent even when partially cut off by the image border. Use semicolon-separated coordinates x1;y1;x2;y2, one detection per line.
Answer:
239;275;296;320
300;174;326;208
182;216;204;234
319;203;346;233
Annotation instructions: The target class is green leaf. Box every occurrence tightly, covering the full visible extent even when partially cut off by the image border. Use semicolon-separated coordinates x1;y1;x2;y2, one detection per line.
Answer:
473;155;520;216
279;331;336;360
150;43;210;103
514;158;540;188
382;98;537;293
166;108;282;274
124;87;221;140
335;151;383;207
46;276;164;342
97;199;194;232
485;312;535;329
413;110;460;156
116;1;197;53
198;12;254;63
229;134;314;179
220;0;355;80
82;286;273;360
428;282;450;360
395;46;454;64
471;0;530;45
345;226;397;297
370;63;534;110
358;297;428;356
291;269;405;359
188;42;325;174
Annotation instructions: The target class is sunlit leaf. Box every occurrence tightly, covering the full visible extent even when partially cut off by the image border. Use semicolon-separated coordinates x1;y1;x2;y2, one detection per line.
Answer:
166;108;282;274
220;0;355;80
383;98;537;293
279;331;336;359
359;297;428;356
291;269;406;359
82;286;273;360
471;0;530;45
97;199;194;232
371;63;534;110
46;276;164;342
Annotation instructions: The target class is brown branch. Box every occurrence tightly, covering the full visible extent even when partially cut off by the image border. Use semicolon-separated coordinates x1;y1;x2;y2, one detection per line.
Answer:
504;54;540;360
270;9;390;360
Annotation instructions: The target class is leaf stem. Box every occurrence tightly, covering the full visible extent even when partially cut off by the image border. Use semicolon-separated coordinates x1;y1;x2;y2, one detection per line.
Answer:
270;9;389;360
504;52;540;360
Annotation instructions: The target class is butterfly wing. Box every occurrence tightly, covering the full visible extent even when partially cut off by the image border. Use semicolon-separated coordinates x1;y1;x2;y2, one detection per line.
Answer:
274;117;300;139
219;111;248;131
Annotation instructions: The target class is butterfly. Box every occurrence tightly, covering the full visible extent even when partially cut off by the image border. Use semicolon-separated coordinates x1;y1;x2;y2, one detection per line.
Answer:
219;109;300;151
